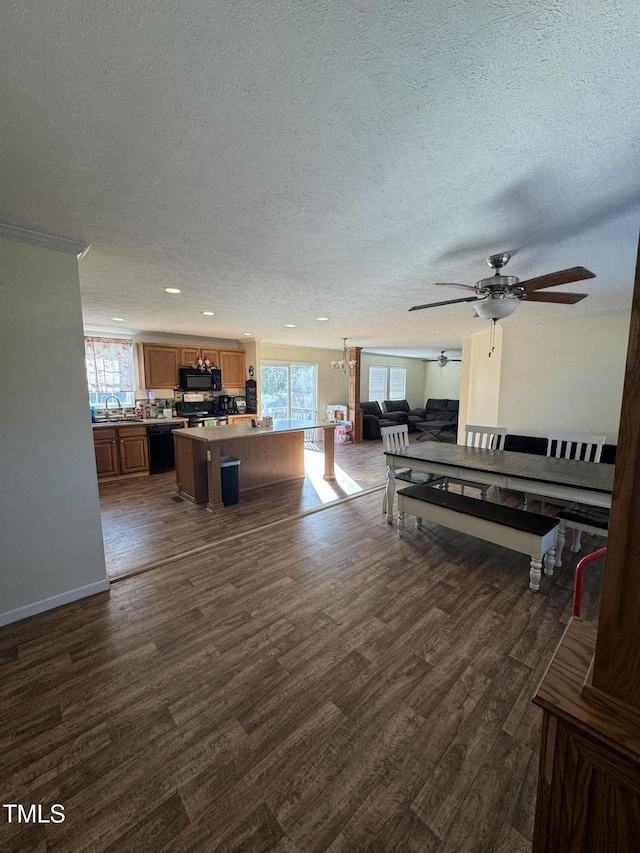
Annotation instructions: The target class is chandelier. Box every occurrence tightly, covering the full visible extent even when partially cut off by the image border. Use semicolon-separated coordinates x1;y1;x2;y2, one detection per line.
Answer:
331;338;357;374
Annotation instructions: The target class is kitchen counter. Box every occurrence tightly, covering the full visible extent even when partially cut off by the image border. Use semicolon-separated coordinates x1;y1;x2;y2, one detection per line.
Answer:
176;419;330;442
174;419;336;509
92;418;188;429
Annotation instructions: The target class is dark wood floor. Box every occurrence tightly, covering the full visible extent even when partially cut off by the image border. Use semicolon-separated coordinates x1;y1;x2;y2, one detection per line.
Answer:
100;439;388;580
0;436;606;852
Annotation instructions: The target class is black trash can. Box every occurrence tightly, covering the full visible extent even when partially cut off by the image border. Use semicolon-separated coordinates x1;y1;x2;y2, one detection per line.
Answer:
220;455;240;506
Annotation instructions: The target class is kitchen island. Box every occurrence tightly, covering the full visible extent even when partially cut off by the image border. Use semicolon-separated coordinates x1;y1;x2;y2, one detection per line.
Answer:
174;420;337;510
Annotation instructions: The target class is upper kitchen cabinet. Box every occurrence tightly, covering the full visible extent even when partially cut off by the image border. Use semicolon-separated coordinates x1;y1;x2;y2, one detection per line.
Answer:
179;347;220;367
219;350;245;388
139;344;179;389
179;347;201;366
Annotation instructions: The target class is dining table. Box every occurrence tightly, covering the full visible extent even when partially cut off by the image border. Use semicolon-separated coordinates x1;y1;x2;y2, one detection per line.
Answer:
384;442;614;565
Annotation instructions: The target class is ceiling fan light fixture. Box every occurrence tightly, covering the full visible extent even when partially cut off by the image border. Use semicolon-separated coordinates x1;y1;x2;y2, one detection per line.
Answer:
474;295;520;320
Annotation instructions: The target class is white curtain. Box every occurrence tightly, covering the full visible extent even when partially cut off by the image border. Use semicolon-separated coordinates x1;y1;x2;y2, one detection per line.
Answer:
84;337;135;394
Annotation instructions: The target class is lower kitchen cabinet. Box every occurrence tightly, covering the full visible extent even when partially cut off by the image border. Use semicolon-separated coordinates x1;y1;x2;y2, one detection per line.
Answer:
227;414;254;425
94;425;149;479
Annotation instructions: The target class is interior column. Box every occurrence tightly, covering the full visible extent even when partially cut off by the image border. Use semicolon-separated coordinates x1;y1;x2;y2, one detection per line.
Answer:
347;346;363;443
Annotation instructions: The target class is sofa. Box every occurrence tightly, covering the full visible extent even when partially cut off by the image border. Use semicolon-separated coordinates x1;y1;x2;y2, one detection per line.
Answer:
360;401;409;440
381;399;428;432
411;398;459;439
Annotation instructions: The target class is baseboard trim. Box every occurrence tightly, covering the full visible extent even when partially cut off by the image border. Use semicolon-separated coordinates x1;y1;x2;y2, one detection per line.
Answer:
0;579;111;627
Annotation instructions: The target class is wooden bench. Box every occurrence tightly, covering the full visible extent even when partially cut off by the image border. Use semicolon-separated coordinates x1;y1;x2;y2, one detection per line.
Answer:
396;484;559;591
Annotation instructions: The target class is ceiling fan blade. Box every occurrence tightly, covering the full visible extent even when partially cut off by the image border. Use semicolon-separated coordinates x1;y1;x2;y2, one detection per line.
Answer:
525;291;588;304
409;296;480;312
434;282;478;291
520;266;595;293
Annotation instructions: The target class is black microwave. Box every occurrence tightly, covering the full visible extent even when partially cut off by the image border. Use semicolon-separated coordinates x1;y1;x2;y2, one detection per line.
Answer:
179;367;222;391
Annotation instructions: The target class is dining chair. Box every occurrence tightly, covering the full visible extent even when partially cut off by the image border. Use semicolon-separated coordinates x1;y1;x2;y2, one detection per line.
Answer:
381;424;444;516
525;432;606;555
445;424;509;501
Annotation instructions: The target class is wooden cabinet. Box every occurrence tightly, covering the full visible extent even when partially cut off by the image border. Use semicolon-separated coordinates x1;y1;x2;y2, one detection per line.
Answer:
219;350;245;388
119;429;149;474
94;429;120;478
93;425;149;479
140;344;179;389
227;414;254;425
179;347;201;366
201;348;219;366
179;347;220;367
138;343;240;389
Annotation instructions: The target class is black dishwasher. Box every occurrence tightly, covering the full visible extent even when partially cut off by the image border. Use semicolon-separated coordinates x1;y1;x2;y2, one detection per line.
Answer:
147;421;185;474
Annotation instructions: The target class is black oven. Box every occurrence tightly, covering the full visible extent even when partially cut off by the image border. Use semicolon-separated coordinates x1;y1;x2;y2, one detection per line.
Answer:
179;368;222;392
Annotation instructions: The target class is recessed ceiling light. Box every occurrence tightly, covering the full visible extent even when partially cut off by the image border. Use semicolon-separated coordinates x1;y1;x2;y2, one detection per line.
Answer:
164;287;181;294
110;317;125;322
316;317;329;321
284;324;296;328
243;332;252;336
201;311;215;316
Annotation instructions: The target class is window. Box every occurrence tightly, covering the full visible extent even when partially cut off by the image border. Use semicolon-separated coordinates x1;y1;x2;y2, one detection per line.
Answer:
368;366;406;403
85;336;135;407
260;363;317;420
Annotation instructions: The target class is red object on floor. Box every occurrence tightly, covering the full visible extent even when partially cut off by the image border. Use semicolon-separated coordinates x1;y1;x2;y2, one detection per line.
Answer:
573;547;607;617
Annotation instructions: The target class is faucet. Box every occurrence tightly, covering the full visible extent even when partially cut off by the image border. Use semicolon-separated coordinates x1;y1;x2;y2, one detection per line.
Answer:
104;395;122;419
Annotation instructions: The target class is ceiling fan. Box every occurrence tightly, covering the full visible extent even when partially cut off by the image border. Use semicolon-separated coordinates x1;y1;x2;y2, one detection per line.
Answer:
409;253;595;320
424;350;462;368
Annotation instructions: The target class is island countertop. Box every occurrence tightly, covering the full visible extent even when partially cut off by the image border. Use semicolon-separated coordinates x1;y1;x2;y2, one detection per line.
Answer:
174;419;336;508
176;419;334;442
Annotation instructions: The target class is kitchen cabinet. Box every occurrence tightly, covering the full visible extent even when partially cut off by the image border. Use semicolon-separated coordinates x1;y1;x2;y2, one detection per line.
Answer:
201;348;219;366
93;425;149;479
139;344;179;389
227;414;254;425
179;347;201;366
94;428;120;478
180;347;220;367
219;350;245;388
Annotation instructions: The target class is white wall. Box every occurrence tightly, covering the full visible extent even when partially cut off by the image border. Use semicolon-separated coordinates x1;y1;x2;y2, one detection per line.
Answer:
498;314;628;441
462;325;504;440
424;361;462;402
1;240;107;623
360;353;426;407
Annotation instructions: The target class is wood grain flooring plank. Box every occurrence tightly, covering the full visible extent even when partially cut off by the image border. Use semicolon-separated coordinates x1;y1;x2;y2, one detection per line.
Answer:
101;791;190;853
411;654;532;838
0;824;47;853
268;655;430;832
491;822;532;853
436;731;532;853
43;718;246;853
0;721;112;803
287;702;425;852
378;808;442;852
506;745;540;842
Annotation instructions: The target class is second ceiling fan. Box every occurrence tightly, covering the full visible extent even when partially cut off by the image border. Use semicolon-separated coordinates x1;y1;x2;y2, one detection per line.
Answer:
424;351;462;368
409;253;595;320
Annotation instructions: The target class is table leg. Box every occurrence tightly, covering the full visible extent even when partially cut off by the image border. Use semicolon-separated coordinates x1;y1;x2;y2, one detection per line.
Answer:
323;425;335;479
555;521;566;567
385;465;396;524
529;557;542;592
544;546;556;577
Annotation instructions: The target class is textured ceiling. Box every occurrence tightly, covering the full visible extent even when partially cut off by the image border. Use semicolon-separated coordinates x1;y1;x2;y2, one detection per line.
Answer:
1;0;639;359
